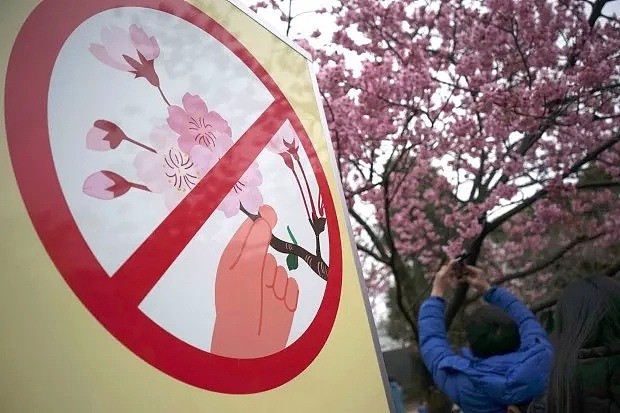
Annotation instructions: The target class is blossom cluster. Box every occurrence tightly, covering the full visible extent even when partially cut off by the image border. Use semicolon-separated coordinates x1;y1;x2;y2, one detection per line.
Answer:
301;0;620;294
83;25;263;217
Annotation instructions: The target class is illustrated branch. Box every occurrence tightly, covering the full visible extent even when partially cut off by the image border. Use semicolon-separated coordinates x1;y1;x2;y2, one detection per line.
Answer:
241;205;328;281
279;142;326;261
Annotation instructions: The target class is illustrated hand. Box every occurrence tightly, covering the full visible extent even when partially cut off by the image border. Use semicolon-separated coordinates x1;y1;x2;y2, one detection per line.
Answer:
462;264;491;294
211;205;299;358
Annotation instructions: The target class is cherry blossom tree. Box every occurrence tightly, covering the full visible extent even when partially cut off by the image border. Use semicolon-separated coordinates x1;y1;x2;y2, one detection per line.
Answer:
249;0;620;410
252;0;620;356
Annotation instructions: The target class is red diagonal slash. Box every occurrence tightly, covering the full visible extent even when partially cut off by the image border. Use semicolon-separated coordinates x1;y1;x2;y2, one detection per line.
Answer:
5;0;344;394
111;98;290;306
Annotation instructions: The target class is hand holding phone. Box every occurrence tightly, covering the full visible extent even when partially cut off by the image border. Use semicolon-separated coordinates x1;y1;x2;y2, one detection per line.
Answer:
454;253;469;280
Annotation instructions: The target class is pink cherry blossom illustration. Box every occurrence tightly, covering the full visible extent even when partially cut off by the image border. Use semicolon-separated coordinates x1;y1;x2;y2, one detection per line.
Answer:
219;162;264;218
268;122;299;155
188;144;264;218
86;120;156;152
189;144;219;174
90;25;162;88
82;170;148;200
167;93;233;156
86;120;127;151
267;123;320;224
134;125;201;210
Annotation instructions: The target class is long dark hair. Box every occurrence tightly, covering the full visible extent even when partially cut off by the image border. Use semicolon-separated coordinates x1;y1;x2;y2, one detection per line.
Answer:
547;276;620;413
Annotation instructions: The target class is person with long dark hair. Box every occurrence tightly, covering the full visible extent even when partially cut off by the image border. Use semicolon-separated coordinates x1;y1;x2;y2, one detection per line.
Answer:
528;276;620;413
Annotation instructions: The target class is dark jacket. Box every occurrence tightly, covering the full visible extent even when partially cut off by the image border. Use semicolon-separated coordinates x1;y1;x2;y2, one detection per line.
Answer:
418;287;553;413
527;342;620;413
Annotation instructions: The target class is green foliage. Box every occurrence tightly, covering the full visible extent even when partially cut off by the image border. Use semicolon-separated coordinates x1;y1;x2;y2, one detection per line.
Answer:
286;254;299;271
286;225;299;271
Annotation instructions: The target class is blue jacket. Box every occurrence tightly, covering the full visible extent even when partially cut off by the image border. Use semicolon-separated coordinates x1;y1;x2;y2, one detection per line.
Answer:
418;287;553;413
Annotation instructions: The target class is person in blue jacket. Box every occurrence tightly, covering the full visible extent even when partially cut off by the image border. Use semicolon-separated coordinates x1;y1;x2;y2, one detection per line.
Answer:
418;260;553;413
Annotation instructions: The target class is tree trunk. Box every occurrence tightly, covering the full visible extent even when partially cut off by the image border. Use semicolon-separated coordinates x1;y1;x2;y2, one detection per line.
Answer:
418;359;453;413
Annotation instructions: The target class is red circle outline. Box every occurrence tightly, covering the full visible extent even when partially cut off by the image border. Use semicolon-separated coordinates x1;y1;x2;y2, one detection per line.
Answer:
5;0;342;394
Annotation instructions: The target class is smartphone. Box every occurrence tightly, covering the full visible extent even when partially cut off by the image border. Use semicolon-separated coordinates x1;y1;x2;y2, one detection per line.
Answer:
454;253;469;279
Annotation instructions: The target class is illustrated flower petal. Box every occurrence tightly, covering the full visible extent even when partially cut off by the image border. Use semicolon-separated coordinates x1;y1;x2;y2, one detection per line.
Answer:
134;151;169;193
85;120;127;151
269;121;299;154
83;171;131;200
167;105;191;135
190;145;219;174
238;185;263;215
182;93;209;116
90;24;161;86
133;125;202;211
100;26;136;68
86;125;111;151
89;43;130;71
129;24;160;60
218;162;263;217
167;93;234;156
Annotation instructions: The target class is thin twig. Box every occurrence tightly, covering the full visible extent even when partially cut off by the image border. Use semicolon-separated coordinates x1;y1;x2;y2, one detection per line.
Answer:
240;204;328;280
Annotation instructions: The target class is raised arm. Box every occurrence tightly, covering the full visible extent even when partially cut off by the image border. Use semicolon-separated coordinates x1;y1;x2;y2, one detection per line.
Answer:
418;262;466;403
464;265;550;349
418;296;463;403
484;287;549;348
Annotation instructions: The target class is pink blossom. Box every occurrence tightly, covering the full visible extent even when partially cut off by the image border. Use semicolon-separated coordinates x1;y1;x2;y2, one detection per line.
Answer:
268;122;299;154
189;144;264;217
256;0;620;317
90;25;161;86
83;170;132;200
268;123;299;170
86;120;128;151
167;93;233;156
218;162;264;218
134;125;201;210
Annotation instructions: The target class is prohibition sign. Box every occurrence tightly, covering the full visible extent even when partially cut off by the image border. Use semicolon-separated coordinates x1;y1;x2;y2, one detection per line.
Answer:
5;0;342;394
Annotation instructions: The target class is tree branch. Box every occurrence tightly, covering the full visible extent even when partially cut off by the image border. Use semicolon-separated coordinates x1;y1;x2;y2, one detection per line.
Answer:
286;0;293;36
510;18;534;87
588;0;610;27
242;206;328;280
577;180;620;190
488;133;620;236
345;181;383;199
495;232;606;284
319;89;344;182
357;243;389;264
531;259;620;313
445;134;620;326
349;207;390;261
392;257;420;344
381;178;420;343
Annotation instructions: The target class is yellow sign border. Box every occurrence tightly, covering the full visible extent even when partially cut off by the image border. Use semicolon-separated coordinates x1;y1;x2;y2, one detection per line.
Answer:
0;0;393;411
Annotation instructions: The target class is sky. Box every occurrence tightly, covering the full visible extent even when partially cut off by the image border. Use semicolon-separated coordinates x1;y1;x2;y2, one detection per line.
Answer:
235;0;338;46
236;0;620;46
